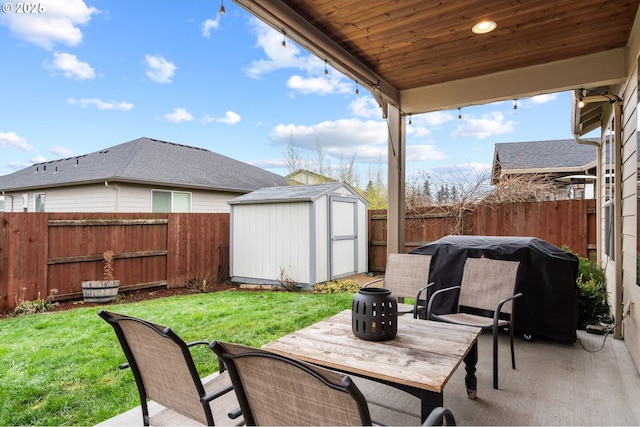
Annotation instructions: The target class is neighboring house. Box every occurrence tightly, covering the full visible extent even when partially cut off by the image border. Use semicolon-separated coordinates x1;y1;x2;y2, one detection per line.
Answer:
491;139;598;199
286;169;336;185
0;137;289;213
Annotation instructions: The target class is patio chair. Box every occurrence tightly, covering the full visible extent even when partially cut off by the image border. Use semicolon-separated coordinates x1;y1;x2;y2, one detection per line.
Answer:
211;341;455;426
425;257;523;389
98;310;242;426
210;340;372;425
362;253;433;318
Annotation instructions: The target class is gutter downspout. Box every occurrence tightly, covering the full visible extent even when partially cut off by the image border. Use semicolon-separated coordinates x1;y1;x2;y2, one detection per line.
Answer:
104;181;119;212
612;100;623;339
572;135;602;267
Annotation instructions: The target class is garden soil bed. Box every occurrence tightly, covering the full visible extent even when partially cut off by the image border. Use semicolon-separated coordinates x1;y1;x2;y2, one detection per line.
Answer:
1;283;237;319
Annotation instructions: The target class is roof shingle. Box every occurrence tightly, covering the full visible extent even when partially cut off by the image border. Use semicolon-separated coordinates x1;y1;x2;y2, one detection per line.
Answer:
0;137;288;192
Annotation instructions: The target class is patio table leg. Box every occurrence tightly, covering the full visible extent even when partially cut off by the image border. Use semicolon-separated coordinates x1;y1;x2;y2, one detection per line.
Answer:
419;390;443;424
464;340;478;399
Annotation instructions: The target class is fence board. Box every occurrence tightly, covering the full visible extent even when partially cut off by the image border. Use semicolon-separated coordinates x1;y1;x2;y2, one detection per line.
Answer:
0;212;230;312
370;199;597;272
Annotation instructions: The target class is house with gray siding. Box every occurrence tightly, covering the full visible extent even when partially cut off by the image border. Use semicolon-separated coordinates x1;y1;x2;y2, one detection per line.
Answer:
491;139;598;199
0;137;288;212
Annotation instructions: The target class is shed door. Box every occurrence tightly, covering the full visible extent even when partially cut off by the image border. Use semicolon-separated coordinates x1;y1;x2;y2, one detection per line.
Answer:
329;196;357;279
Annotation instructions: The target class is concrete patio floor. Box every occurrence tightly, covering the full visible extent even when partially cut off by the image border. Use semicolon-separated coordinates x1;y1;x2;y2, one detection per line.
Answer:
98;328;640;426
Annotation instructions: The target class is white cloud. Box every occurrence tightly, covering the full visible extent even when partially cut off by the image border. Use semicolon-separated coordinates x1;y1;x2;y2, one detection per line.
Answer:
164;108;193;122
216;111;241;125
202;17;220;38
406;124;431;138
406;144;448;162
451;112;515;139
0;131;33;150
51;146;74;157
287;74;352;95
45;52;96;80
244;18;316;78
421;111;455;126
0;0;98;50
30;155;47;163
270;118;389;162
349;97;383;119
145;55;177;84
67;97;133;110
531;93;558;104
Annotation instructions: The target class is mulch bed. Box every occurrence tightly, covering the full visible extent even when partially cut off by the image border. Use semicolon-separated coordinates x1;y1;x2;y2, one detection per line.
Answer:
1;283;237;319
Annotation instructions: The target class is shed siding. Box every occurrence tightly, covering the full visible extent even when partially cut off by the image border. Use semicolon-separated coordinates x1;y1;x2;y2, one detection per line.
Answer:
231;202;311;284
314;195;329;283
357;196;368;272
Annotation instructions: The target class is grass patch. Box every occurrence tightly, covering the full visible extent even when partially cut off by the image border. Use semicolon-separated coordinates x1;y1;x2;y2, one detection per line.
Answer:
0;289;353;426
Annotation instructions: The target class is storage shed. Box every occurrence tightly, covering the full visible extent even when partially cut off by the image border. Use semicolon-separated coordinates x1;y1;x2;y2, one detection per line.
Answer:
228;182;368;289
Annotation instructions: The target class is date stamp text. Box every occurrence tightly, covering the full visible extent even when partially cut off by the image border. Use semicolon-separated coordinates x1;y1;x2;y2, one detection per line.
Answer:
2;3;46;13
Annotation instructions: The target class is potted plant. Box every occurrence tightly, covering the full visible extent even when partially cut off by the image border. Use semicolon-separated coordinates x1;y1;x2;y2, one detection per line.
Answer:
81;250;120;303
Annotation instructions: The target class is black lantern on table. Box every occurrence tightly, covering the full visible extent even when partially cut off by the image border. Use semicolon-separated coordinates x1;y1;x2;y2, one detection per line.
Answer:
352;287;397;341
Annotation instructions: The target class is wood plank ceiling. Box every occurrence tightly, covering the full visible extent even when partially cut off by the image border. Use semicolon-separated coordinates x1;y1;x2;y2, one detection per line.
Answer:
281;0;639;91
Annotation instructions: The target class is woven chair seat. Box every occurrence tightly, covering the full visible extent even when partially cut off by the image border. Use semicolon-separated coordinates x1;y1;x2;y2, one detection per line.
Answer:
433;312;509;329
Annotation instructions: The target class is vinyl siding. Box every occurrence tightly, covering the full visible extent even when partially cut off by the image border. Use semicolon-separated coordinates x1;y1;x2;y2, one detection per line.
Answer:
1;183;244;212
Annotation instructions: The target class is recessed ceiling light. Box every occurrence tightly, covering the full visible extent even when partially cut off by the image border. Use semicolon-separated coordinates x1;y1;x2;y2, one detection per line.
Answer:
472;20;497;34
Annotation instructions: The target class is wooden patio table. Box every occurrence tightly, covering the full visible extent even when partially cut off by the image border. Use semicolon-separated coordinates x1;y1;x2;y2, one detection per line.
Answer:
262;309;482;423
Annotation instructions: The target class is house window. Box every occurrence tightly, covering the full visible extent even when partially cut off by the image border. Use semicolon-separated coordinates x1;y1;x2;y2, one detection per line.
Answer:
0;195;4;212
151;190;191;212
22;193;28;212
35;193;45;212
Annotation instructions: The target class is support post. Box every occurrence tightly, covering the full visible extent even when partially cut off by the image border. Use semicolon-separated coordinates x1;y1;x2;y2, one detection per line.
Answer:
387;105;406;255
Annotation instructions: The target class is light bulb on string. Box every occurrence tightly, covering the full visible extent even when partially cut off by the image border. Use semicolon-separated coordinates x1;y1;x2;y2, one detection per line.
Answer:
409;114;412;125
355;81;359;95
458;108;462;120
513;99;518;110
324;60;329;75
219;0;225;14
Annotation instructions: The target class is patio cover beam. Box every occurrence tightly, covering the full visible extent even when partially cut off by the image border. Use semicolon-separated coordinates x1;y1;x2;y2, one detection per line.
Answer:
232;0;400;107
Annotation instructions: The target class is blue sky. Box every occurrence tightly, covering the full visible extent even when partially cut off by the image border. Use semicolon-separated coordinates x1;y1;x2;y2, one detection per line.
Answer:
0;0;592;187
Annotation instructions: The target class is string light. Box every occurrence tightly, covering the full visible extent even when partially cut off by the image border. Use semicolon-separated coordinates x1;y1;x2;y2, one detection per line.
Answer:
324;60;329;75
408;114;412;125
281;31;287;48
513;99;518;110
355;81;359;95
219;0;225;14
458;108;462;120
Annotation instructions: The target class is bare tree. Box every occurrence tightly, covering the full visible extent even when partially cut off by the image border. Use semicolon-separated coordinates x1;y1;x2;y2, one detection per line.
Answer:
284;132;303;175
482;172;559;204
365;158;387;209
337;153;360;188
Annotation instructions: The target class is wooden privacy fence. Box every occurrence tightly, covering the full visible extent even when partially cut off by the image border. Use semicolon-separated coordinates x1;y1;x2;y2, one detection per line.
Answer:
369;199;597;272
0;213;229;313
1;199;598;312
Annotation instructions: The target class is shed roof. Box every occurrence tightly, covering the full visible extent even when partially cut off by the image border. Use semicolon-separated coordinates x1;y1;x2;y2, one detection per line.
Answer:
228;182;365;205
0;137;288;192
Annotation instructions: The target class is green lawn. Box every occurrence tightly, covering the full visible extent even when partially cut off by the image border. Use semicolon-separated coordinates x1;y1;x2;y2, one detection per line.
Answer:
0;289;353;426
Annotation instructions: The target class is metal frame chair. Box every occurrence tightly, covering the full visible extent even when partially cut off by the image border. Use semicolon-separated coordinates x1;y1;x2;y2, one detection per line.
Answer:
363;253;433;317
98;310;242;425
426;257;523;389
211;341;373;426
